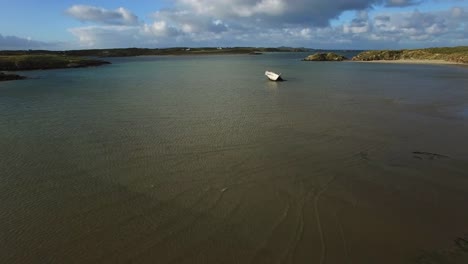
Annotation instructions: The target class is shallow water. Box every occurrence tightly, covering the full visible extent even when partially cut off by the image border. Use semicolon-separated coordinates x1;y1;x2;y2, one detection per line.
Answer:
1;53;468;263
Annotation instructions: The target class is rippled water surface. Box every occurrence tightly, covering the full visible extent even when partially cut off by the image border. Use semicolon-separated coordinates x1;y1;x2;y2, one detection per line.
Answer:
1;53;468;263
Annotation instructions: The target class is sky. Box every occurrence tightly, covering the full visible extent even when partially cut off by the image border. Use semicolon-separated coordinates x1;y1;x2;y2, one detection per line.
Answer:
0;0;467;50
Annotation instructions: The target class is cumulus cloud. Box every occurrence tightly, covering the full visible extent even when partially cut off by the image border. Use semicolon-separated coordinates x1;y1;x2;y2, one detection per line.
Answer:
149;10;229;35
68;26;153;48
174;0;380;27
66;5;138;25
66;1;468;49
344;11;370;34
342;7;468;47
177;0;287;17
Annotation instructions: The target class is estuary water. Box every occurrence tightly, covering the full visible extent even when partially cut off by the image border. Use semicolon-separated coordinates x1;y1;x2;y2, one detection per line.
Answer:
1;53;468;264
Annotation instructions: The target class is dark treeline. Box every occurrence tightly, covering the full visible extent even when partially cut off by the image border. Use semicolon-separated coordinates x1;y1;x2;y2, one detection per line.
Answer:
0;47;315;57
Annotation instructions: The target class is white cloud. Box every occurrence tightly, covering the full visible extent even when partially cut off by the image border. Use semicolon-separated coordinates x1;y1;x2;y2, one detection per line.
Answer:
65;1;468;49
66;5;138;25
343;11;370;34
68;26;144;48
181;0;287;17
142;21;181;37
340;7;467;47
174;0;380;26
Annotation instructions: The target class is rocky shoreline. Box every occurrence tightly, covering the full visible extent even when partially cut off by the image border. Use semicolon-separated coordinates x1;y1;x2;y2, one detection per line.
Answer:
301;47;467;65
2;46;466;82
0;54;111;81
351;46;468;64
303;52;347;61
0;72;26;81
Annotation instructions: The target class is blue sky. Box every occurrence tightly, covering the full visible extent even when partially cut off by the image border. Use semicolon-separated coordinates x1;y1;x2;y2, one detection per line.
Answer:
0;0;467;50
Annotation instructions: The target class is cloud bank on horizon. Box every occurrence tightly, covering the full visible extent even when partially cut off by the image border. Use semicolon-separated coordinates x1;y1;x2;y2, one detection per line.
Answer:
1;0;467;49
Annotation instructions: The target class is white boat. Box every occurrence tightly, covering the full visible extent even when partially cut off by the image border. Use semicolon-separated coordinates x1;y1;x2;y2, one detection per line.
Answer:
265;71;283;81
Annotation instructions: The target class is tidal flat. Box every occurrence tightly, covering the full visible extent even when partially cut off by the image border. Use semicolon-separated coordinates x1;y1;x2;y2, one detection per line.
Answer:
1;53;468;263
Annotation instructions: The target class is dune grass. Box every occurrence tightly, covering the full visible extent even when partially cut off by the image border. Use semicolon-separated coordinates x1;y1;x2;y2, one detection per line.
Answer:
352;46;468;64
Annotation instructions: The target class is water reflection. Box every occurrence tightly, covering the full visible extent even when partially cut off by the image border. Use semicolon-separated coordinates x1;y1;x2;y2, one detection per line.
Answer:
265;80;279;93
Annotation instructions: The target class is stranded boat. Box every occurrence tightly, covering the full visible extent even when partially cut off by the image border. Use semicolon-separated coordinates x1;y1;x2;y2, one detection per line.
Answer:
265;71;283;81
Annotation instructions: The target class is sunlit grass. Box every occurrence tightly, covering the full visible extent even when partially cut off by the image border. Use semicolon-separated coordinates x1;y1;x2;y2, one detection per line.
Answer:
352;46;468;63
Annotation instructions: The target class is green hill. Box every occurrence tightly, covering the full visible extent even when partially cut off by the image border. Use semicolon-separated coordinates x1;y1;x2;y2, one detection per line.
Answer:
352;46;468;64
0;54;110;71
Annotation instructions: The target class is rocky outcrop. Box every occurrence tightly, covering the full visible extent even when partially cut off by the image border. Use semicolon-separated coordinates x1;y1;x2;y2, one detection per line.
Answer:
0;72;25;81
303;52;347;61
352;46;468;64
352;50;403;61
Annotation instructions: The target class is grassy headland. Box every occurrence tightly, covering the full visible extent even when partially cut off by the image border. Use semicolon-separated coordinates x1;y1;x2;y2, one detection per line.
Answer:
352;46;468;64
0;47;311;58
1;46;465;82
0;54;110;71
0;47;310;81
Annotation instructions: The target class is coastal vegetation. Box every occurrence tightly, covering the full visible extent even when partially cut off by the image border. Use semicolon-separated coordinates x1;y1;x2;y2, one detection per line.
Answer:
1;46;466;82
0;47;310;81
303;52;348;61
0;54;110;71
352;46;468;63
0;47;312;58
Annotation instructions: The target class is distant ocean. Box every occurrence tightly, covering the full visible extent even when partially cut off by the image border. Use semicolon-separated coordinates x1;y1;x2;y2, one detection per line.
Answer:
1;53;468;263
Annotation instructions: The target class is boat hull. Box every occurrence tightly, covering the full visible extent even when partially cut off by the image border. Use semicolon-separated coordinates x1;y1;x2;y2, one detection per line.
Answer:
265;71;283;81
